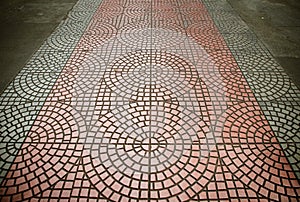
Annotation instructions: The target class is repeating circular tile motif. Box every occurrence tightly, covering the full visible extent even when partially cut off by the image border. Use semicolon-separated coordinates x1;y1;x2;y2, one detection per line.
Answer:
79;21;117;49
186;23;227;49
152;1;177;10
124;4;150;18
72;1;100;11
204;1;234;11
85;21;118;37
0;103;84;199
218;103;299;198
196;57;251;101
12;72;58;100
235;54;282;72
94;4;123;20
214;20;249;33
23;51;71;73
68;11;93;22
0;103;42;175
217;103;277;144
117;21;186;49
84;104;215;200
210;11;241;21
105;50;197;99
181;11;211;22
45;33;80;50
64;53;106;96
28;102;86;143
48;52;107;100
261;103;300;172
53;21;87;36
262;103;300;141
48;71;76;101
1;143;80;199
223;33;259;50
244;71;291;101
180;2;206;10
152;9;180;22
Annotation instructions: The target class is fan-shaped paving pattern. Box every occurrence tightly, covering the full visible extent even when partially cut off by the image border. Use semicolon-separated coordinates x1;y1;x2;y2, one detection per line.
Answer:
187;23;227;50
98;0;123;10
196;59;254;102
152;9;181;23
0;102;84;200
180;2;206;11
94;4;123;21
61;52;106;96
153;0;177;10
105;50;197;100
124;4;150;19
234;54;283;72
216;102;276;144
47;72;76;102
214;20;250;33
83;104;216;201
260;102;300;177
28;102;86;144
72;0;101;11
118;21;186;49
47;52;106;101
79;21;117;50
43;33;81;50
204;0;234;11
210;10;242;21
53;21;87;36
0;0;300;200
181;11;211;22
68;11;93;22
22;51;72;73
0;103;42;181
222;33;266;51
0;142;82;201
197;50;241;72
12;72;59;100
218;103;300;200
244;72;292;101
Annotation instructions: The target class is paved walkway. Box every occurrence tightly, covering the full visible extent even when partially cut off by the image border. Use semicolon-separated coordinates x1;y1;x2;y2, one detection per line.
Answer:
0;0;299;201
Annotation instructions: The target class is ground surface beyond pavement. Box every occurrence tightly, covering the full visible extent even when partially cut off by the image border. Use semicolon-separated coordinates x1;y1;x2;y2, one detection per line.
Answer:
0;0;299;201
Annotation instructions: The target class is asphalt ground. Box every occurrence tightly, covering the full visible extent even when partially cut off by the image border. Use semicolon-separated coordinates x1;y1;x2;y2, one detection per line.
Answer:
228;0;300;88
0;0;78;93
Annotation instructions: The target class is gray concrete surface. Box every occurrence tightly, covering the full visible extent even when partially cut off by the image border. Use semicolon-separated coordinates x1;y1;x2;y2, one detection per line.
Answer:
0;0;78;93
228;0;300;88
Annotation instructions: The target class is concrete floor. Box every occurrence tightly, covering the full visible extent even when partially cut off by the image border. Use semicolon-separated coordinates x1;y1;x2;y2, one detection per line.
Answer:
0;0;78;93
228;0;300;88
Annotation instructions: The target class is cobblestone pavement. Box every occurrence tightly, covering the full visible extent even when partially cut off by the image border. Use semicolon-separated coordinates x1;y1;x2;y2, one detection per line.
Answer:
0;0;299;201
